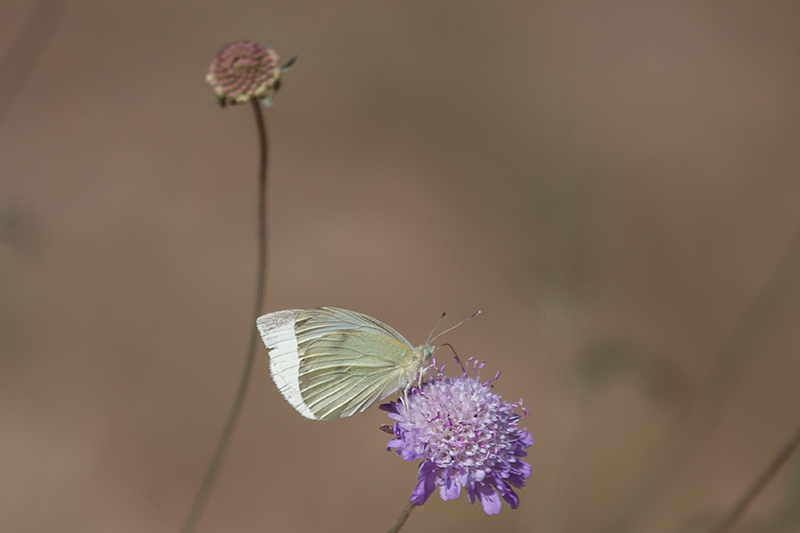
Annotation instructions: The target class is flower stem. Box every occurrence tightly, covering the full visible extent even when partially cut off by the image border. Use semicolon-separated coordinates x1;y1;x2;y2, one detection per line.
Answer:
0;0;66;127
386;501;416;533
710;422;800;533
180;98;269;533
607;219;800;533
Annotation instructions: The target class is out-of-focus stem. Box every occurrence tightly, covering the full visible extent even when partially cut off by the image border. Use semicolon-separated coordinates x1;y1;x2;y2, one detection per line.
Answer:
180;98;269;533
711;423;800;533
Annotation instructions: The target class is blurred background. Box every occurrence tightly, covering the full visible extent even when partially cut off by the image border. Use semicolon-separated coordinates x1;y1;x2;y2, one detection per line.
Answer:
2;1;800;532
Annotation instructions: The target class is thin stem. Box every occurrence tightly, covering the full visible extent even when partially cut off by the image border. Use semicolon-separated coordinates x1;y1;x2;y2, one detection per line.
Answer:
386;501;416;533
0;0;65;128
180;98;269;533
710;422;800;533
608;218;800;533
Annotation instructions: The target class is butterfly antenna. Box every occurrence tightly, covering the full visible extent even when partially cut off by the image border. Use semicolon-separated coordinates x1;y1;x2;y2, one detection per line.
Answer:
425;312;447;346
429;310;481;345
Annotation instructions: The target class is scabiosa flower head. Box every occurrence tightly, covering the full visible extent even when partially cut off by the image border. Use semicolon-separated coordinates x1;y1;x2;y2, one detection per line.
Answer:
206;41;282;106
380;359;533;515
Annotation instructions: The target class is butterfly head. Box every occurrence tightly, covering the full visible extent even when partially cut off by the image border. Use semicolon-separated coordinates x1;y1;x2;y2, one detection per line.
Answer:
414;343;435;368
407;343;436;389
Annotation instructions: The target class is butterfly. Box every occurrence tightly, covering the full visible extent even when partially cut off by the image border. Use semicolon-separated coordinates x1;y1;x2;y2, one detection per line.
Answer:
256;307;434;420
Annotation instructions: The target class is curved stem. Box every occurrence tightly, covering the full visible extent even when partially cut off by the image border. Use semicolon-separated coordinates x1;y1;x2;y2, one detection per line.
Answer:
180;98;269;533
386;501;416;533
711;422;800;533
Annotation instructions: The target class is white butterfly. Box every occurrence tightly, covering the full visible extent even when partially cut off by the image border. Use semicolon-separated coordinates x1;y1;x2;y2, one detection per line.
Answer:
256;307;433;420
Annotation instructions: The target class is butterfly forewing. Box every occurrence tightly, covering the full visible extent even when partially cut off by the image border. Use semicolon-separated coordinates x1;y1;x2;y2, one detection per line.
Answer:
255;309;316;418
298;331;419;420
295;307;414;349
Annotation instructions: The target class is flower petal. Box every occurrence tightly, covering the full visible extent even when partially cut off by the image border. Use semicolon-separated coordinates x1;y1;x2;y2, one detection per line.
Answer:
410;462;437;505
400;444;419;462
475;483;502;515
386;438;403;451
500;488;519;509
439;477;462;501
506;473;527;489
518;431;534;447
517;460;532;480
417;460;435;480
467;482;476;505
379;402;398;414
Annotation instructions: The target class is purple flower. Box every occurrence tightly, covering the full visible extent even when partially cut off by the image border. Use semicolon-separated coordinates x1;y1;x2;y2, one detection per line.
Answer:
380;362;532;515
206;41;282;106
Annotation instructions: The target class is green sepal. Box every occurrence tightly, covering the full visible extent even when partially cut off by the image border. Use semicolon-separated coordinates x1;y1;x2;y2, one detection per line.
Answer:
281;56;297;71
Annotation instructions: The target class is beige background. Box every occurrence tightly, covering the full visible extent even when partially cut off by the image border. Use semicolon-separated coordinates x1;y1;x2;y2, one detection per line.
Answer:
1;1;800;532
